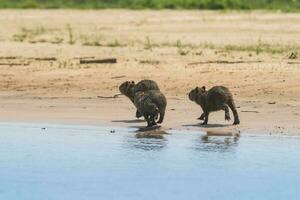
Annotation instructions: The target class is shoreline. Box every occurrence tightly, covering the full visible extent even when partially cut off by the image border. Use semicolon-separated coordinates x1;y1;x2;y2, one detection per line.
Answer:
1;95;299;135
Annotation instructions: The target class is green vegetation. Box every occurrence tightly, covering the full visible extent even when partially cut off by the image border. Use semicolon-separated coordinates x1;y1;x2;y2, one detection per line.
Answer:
107;39;126;47
80;34;102;46
144;36;157;50
66;24;76;45
13;26;46;42
176;40;190;56
0;0;299;11
223;41;300;55
10;26;300;56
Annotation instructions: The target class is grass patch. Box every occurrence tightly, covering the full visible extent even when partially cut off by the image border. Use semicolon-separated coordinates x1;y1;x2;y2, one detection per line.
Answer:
66;24;76;45
80;33;102;46
10;26;300;56
0;0;299;11
176;40;189;56
13;26;47;42
144;36;159;50
107;39;126;47
223;41;299;55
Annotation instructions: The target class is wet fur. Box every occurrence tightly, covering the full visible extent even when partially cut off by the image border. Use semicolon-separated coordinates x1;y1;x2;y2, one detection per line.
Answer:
188;86;240;125
134;90;167;127
119;80;160;118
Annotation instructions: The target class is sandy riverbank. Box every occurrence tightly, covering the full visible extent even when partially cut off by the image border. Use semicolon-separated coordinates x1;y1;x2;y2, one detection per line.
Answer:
0;10;299;134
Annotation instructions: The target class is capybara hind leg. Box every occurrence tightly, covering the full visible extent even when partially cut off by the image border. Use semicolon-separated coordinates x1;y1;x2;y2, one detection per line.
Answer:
157;110;165;124
223;105;231;121
228;101;240;125
217;101;231;121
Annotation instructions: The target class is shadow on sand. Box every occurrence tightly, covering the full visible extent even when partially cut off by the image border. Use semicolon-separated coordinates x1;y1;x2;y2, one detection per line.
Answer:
111;119;145;123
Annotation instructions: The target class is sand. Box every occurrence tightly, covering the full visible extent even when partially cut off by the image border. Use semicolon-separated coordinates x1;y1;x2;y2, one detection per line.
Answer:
0;10;299;134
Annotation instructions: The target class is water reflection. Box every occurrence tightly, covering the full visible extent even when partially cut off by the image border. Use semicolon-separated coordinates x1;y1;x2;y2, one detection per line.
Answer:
125;130;168;151
194;130;240;153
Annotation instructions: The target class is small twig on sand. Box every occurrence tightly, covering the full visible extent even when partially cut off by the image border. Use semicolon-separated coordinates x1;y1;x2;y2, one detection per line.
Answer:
80;58;117;64
187;60;262;66
241;110;259;113
287;62;300;64
139;60;160;65
0;62;30;66
33;57;57;61
73;56;95;59
0;56;18;60
111;75;126;79
97;94;122;99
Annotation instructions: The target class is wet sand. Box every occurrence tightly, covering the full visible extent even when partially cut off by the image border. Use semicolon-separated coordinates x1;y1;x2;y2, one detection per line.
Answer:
0;10;299;134
0;96;299;135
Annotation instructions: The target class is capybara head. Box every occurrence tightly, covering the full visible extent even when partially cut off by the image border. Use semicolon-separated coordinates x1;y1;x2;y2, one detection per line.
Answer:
188;86;206;101
119;81;135;97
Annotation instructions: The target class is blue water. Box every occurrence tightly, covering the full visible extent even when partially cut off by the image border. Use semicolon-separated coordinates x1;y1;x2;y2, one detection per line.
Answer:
0;122;299;200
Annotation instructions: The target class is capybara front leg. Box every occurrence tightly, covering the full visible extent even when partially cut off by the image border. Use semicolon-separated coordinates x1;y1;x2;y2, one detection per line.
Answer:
198;113;205;120
201;112;209;125
136;110;142;118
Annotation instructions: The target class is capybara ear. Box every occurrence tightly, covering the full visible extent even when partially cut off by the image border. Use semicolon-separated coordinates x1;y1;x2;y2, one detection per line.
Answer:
195;86;200;92
202;86;206;91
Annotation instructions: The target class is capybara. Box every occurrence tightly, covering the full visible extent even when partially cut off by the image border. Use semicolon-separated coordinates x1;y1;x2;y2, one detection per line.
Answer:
134;90;167;127
119;80;160;118
188;86;240;125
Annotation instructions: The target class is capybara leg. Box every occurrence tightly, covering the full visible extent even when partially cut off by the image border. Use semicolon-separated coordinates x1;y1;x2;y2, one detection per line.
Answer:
201;112;209;125
136;110;142;118
198;113;205;120
157;109;165;124
144;115;152;127
150;115;157;126
146;119;154;127
217;101;231;121
223;105;231;121
228;101;240;125
154;113;159;121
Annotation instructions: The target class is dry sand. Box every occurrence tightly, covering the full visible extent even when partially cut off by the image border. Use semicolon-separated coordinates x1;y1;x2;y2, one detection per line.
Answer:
0;10;299;134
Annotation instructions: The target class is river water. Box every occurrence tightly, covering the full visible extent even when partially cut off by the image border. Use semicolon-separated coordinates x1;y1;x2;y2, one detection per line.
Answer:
0;122;299;200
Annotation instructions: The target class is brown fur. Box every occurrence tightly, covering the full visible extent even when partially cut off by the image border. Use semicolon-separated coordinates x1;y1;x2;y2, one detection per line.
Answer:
134;90;167;127
119;80;160;118
188;86;240;125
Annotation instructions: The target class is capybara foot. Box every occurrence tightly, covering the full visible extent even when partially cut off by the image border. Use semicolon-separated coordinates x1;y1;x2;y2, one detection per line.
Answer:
201;122;208;125
198;113;205;120
136;110;142;118
233;120;240;125
146;124;153;128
